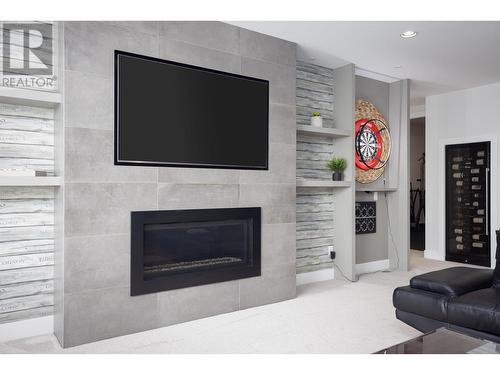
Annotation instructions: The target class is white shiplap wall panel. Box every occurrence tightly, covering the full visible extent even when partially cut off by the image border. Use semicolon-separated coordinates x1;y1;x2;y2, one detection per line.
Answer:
0;239;54;257
0;279;53;300
296;61;335;181
0;102;55;323
296;61;336;274
296;188;335;273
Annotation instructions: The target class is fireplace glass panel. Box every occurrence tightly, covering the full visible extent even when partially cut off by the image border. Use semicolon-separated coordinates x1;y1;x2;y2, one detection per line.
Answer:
131;207;261;296
143;219;253;280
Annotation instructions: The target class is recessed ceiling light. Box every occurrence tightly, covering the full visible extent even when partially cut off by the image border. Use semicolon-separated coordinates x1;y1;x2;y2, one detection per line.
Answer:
400;31;417;38
393;65;402;69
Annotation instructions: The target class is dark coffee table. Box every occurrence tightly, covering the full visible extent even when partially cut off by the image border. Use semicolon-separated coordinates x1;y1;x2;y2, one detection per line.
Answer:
375;328;500;354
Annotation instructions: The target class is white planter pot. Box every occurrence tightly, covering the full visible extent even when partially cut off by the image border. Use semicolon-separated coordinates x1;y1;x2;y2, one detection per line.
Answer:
311;116;323;128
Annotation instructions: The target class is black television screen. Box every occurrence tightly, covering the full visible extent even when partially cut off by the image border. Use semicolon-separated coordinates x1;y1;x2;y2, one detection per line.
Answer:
115;50;269;169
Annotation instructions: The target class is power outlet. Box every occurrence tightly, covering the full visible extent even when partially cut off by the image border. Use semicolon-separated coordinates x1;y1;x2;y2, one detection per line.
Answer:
328;245;335;260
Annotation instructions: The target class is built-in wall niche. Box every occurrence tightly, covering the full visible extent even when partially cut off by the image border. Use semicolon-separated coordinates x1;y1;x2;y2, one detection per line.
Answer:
295;61;356;280
296;62;336;274
354;73;410;272
296;188;334;273
297;134;333;180
296;61;335;181
0;103;56;323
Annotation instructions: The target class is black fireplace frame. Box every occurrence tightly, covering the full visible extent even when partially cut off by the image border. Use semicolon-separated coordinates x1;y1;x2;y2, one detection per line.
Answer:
131;207;261;296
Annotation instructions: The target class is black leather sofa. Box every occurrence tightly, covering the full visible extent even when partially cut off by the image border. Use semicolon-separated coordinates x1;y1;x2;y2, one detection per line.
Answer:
394;230;500;342
395;231;500;342
393;266;500;343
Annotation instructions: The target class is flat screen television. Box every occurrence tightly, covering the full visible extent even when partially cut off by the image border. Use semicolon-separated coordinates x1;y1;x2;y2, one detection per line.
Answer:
115;50;269;170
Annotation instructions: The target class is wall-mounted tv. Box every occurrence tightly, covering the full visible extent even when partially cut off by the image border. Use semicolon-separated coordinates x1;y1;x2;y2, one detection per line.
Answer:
115;50;269;170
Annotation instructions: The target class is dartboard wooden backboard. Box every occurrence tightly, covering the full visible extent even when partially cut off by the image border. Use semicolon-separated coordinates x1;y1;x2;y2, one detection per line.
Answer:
354;100;392;184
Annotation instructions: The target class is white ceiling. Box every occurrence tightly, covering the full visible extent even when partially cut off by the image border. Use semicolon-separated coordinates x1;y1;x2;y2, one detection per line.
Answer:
231;21;500;108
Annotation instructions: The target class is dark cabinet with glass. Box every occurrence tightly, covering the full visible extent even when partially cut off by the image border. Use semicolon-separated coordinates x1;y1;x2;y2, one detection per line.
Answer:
445;141;490;267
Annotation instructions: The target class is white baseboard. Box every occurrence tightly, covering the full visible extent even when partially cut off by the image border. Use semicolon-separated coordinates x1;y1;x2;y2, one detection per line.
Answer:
424;250;443;261
0;315;53;342
355;259;390;275
296;268;334;285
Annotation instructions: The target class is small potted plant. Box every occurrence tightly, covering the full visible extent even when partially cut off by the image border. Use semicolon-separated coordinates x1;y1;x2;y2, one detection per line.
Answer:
327;156;347;181
311;112;323;128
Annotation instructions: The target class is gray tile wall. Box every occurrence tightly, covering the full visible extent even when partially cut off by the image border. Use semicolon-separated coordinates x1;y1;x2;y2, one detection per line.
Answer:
58;21;297;347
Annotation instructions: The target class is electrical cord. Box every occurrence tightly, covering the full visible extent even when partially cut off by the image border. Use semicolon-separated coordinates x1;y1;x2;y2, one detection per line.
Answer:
333;262;356;283
381;80;404;272
384;187;400;272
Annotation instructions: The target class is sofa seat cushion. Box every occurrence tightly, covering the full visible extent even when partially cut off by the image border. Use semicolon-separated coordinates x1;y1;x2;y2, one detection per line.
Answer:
410;267;493;297
393;286;449;322
448;288;500;336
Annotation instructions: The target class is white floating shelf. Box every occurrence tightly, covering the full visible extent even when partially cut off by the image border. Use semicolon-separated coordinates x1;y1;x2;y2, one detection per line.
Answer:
297;125;352;138
0;87;62;108
0;176;62;186
355;187;398;192
296;179;352;188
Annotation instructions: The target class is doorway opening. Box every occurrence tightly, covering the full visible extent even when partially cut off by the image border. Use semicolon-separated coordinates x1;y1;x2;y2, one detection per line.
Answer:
410;117;425;250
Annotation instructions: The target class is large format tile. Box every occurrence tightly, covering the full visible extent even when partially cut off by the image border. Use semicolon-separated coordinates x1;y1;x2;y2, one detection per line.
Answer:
57;21;299;348
239;267;296;310
157;281;239;326
241;57;296;106
157;183;239;210
64;70;113;130
239;183;295;207
160;21;239;54
159;38;241;75
238;142;295;184
261;204;296;224
106;21;160;36
269;103;296;145
64;183;157;237
65;127;157;182
240;28;296;67
64;21;158;77
260;223;296;274
158;167;239;185
64;234;130;294
63;287;158;347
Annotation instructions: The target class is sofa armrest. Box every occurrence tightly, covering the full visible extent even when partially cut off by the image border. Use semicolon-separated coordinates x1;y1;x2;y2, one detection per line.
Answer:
410;267;493;297
393;286;449;322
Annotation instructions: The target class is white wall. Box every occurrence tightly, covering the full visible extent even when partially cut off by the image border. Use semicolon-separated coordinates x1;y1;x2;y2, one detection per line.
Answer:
411;104;425;120
426;81;500;266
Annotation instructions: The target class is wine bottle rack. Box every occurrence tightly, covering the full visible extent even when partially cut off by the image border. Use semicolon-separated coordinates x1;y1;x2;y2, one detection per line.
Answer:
445;141;491;267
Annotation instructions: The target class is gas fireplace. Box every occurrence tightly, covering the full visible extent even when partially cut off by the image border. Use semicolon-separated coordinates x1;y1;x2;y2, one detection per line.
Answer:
130;207;261;296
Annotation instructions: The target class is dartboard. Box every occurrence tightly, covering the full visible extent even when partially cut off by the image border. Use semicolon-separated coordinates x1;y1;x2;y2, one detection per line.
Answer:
355;118;391;172
359;130;377;160
355;100;392;184
355;119;385;170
